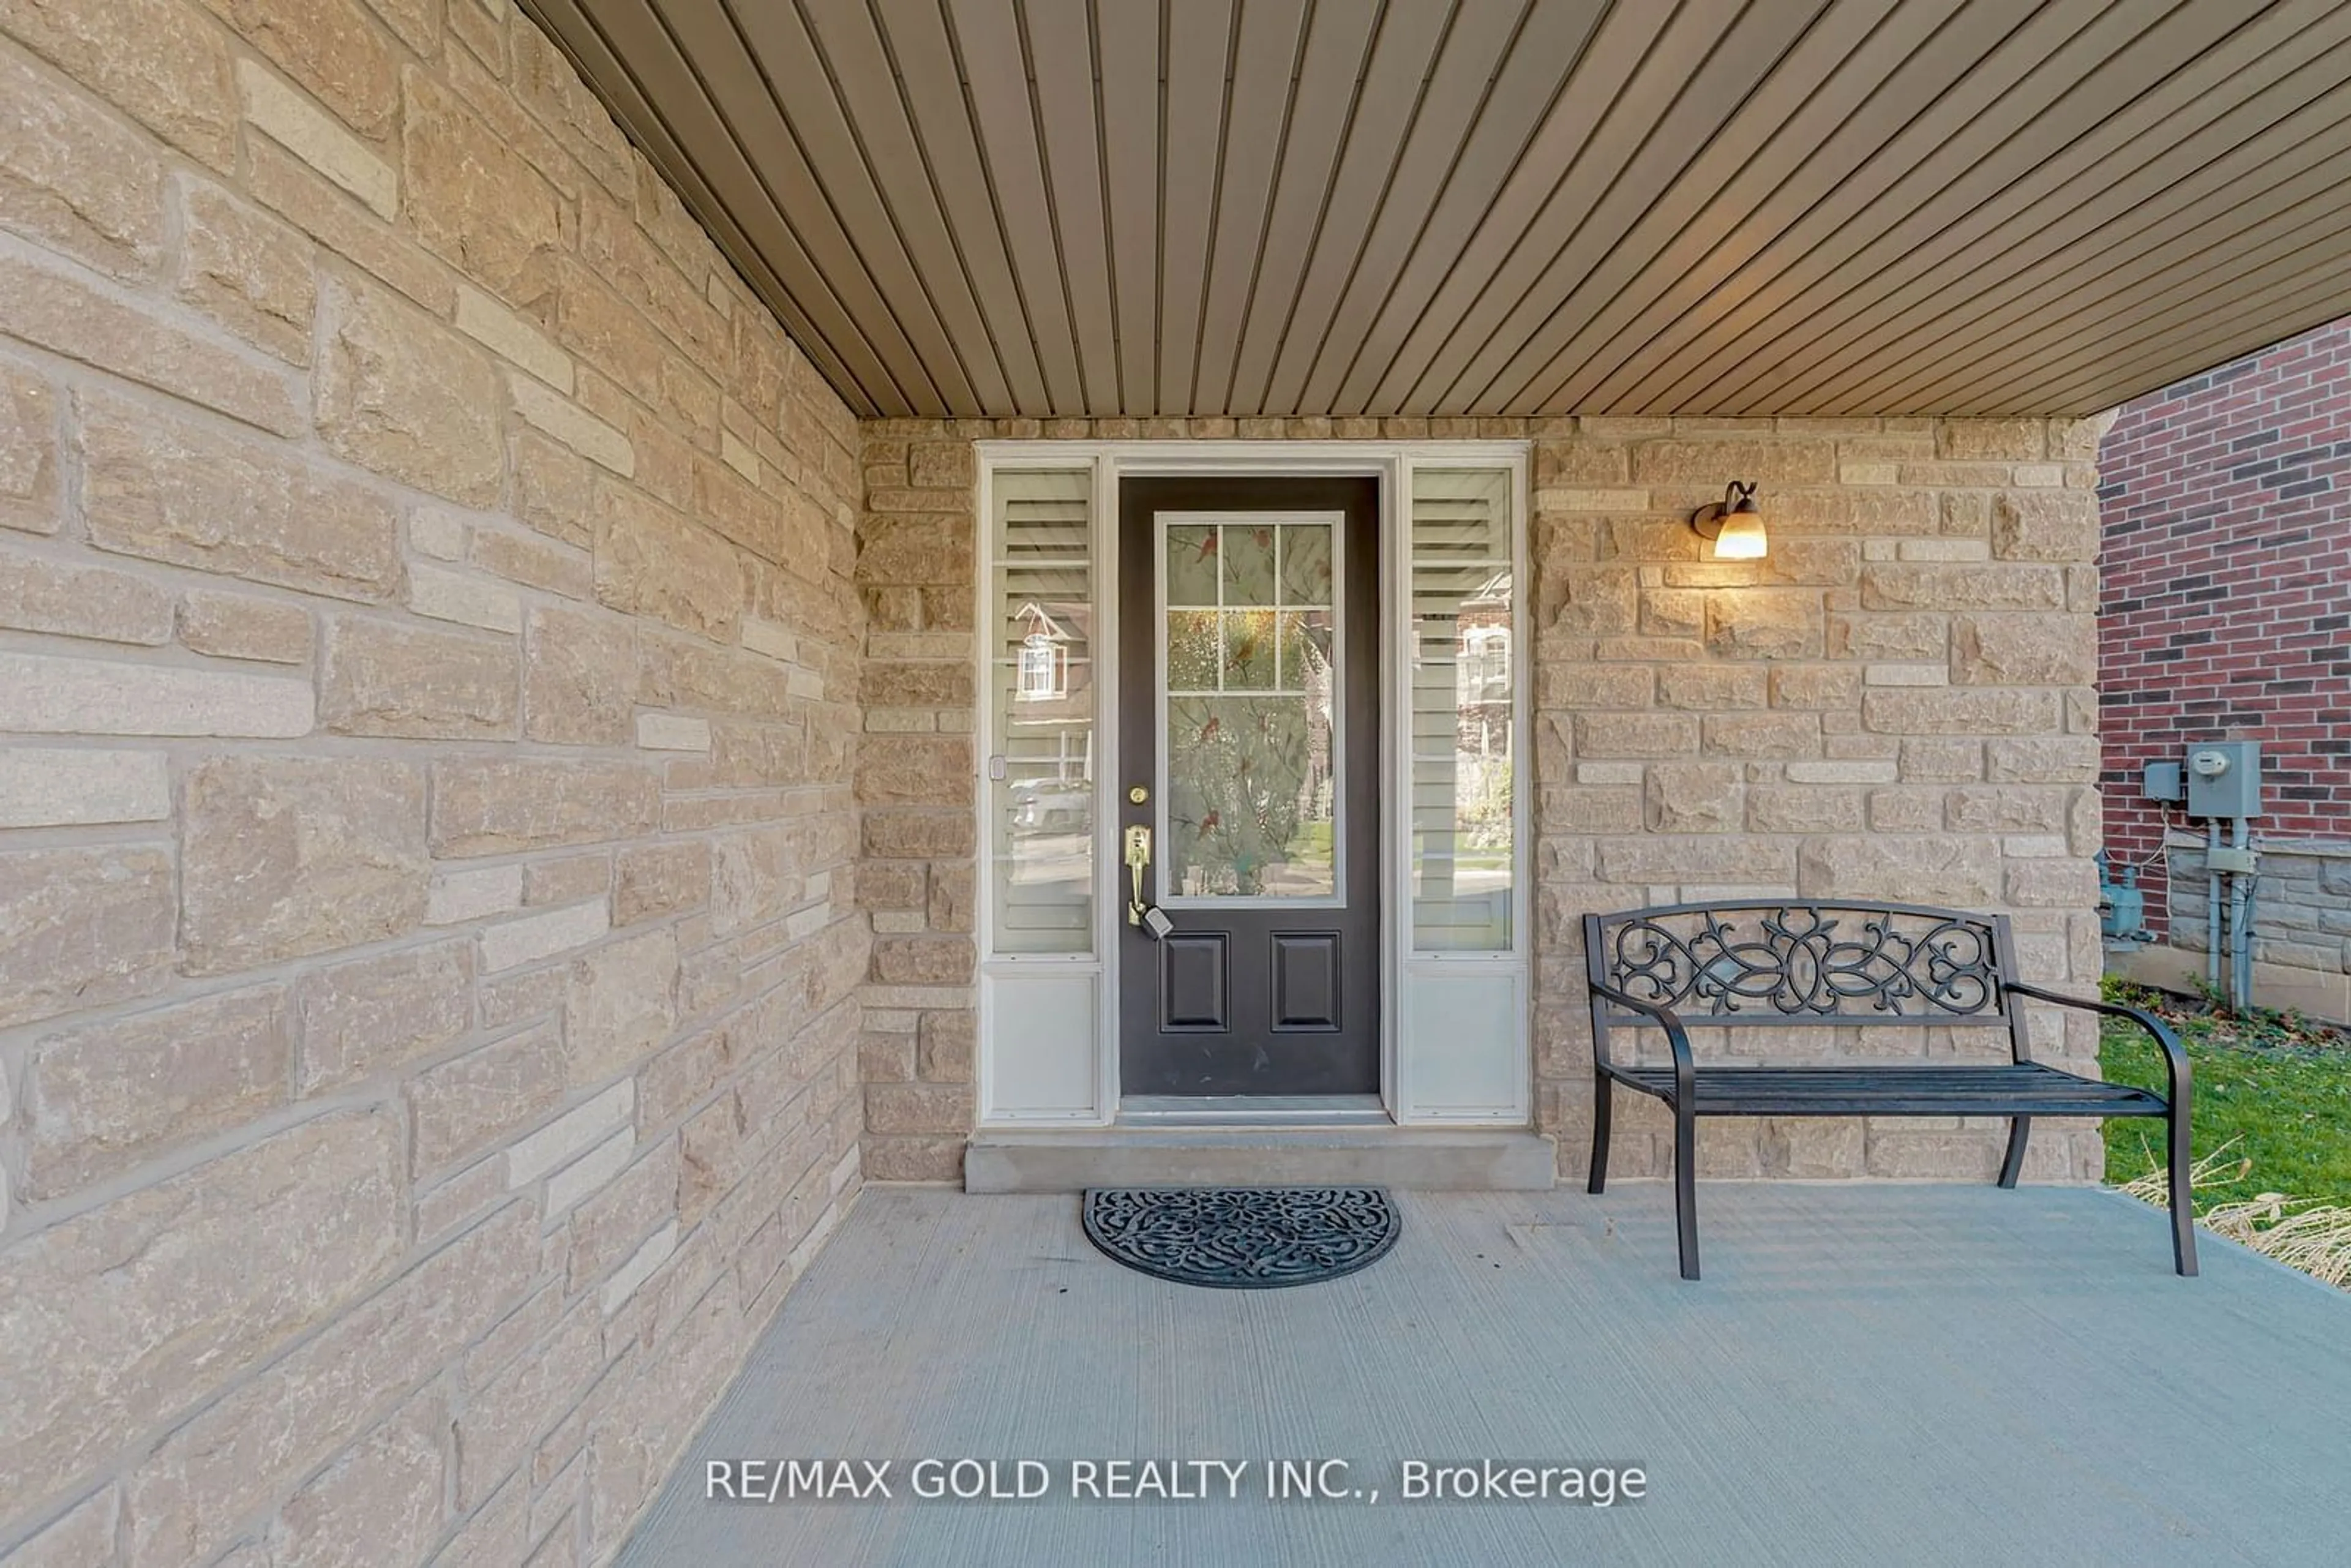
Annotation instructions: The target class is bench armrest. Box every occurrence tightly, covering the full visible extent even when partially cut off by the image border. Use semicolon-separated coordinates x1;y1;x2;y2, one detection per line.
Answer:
2004;980;2192;1109
1587;978;1697;1103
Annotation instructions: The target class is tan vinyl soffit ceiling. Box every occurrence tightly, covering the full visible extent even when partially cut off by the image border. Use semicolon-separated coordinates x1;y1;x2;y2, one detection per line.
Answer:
520;0;2351;421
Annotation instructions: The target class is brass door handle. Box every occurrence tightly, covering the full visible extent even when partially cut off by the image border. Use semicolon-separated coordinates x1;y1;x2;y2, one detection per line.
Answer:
1123;825;1151;925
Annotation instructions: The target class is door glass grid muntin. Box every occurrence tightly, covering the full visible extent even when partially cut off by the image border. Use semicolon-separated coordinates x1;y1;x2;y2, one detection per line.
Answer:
1154;512;1344;909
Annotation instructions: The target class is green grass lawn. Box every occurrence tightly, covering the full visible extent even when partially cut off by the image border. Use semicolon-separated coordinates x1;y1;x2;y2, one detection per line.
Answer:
2097;988;2351;1212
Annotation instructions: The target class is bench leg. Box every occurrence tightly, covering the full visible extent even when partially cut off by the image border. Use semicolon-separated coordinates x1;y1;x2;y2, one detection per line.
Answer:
2169;1103;2199;1277
1586;1070;1612;1195
1997;1115;2031;1188
1673;1100;1700;1281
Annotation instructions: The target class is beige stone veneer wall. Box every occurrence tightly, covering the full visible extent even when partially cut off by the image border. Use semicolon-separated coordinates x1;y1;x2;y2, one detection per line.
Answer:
0;2;866;1562
857;416;2112;1187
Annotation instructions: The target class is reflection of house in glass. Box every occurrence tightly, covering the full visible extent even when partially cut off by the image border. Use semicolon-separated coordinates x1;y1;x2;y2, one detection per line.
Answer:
1456;569;1513;762
1006;599;1094;836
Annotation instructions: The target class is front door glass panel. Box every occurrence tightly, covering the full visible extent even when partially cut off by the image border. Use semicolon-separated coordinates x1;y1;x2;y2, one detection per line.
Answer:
1160;517;1340;902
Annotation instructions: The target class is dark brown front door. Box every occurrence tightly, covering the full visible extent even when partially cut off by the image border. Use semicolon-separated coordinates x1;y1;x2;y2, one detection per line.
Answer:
1117;476;1381;1098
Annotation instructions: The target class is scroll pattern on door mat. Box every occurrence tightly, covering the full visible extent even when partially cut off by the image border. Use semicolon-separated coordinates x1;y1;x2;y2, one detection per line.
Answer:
1081;1186;1401;1288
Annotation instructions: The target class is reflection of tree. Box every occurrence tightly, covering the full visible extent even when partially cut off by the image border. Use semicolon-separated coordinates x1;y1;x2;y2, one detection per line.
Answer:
1171;697;1311;895
1169;617;1333;896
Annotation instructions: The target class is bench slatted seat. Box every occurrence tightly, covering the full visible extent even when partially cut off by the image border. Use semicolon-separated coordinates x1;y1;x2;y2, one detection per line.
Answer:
1583;902;2195;1281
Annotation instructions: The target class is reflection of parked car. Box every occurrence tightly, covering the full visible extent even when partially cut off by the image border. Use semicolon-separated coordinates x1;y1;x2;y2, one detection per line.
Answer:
1010;778;1092;833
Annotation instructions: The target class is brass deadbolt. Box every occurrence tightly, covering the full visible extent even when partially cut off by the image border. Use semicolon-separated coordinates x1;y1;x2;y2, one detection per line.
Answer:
1127;785;1148;805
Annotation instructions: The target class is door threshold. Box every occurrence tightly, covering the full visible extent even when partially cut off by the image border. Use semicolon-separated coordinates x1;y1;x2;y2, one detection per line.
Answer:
1117;1094;1390;1128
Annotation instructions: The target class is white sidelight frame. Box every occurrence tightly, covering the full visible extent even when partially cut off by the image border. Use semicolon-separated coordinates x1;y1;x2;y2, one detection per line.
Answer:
973;441;1531;1130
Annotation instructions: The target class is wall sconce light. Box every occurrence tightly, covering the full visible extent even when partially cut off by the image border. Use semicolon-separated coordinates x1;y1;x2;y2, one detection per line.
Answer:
1690;481;1767;560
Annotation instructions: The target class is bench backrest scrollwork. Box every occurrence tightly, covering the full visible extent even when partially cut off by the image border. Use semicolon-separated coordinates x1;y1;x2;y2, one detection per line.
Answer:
1583;902;2033;1066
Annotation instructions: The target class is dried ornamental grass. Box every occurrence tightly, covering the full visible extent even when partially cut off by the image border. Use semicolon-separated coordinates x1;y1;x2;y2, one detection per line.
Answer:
2118;1136;2351;1289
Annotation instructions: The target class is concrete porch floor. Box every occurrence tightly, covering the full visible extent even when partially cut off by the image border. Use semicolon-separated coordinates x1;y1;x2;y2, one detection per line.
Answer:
620;1184;2349;1566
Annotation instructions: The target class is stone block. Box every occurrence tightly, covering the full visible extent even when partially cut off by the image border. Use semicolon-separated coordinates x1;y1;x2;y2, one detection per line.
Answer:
1644;762;1743;832
430;758;660;857
408;561;523;634
410;1021;567;1176
23;985;289;1198
402;66;566;301
124;1200;531;1568
1596;836;1795;884
864;1081;975;1136
316;274;504;505
0;1110;401;1526
1861;688;2060;735
564;928;680;1085
591;482;744;642
1859;563;2066;611
427;863;525;927
80;390;399;599
293;936;474;1093
0;748;170;827
1705;589;1821;659
854;513;970;587
1984;735;2099;783
1797;836;2002;904
857;735;975;805
1573;711;1698;759
917;1009;975;1082
456;282;573;391
1654;665;1767;710
173;175;314;362
471;523;593;599
524;606;637;745
1992;489;2098;561
1945;786;2070;835
321;614;516;738
4;0;236;171
182;756;429;974
1827;610;1946;662
0;43;167;278
1951;612;2096;686
525;855;610;909
1630;438;1835;484
1745;786;1865;833
0;249;299;436
564;1137;680;1292
2007;859;2095;908
506;1079;634;1188
927;862;975;933
234;56;395;217
870;936;976;986
615;841;711;926
1936;418;2044;461
511;374;632;475
4;1485;117;1568
480;901;609;973
0;843;176;1029
178;588;313;664
515;428;593;546
0;358;59;535
266;1387;446;1568
1700;712;1818;758
0;649;311;737
455;1300;603;1509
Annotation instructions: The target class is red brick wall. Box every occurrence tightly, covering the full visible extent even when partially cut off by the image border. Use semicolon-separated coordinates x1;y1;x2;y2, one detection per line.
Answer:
2097;317;2351;936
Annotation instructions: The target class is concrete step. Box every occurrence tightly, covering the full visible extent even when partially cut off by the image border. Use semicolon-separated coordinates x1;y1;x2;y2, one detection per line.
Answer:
963;1128;1558;1193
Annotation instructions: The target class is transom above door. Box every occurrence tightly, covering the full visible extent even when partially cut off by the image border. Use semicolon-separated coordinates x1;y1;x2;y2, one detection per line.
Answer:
1118;479;1382;1098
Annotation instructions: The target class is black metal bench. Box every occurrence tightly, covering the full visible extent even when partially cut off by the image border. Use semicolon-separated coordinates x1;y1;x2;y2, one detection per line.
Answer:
1582;901;2195;1281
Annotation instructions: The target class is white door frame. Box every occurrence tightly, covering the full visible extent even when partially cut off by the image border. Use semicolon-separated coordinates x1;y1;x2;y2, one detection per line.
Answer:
972;441;1531;1129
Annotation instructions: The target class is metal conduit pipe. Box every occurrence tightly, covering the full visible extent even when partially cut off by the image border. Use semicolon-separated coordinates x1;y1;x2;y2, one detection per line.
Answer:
2207;819;2224;995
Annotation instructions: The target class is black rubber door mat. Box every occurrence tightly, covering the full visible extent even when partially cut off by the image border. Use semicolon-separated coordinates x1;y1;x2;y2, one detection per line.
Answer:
1081;1187;1402;1289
